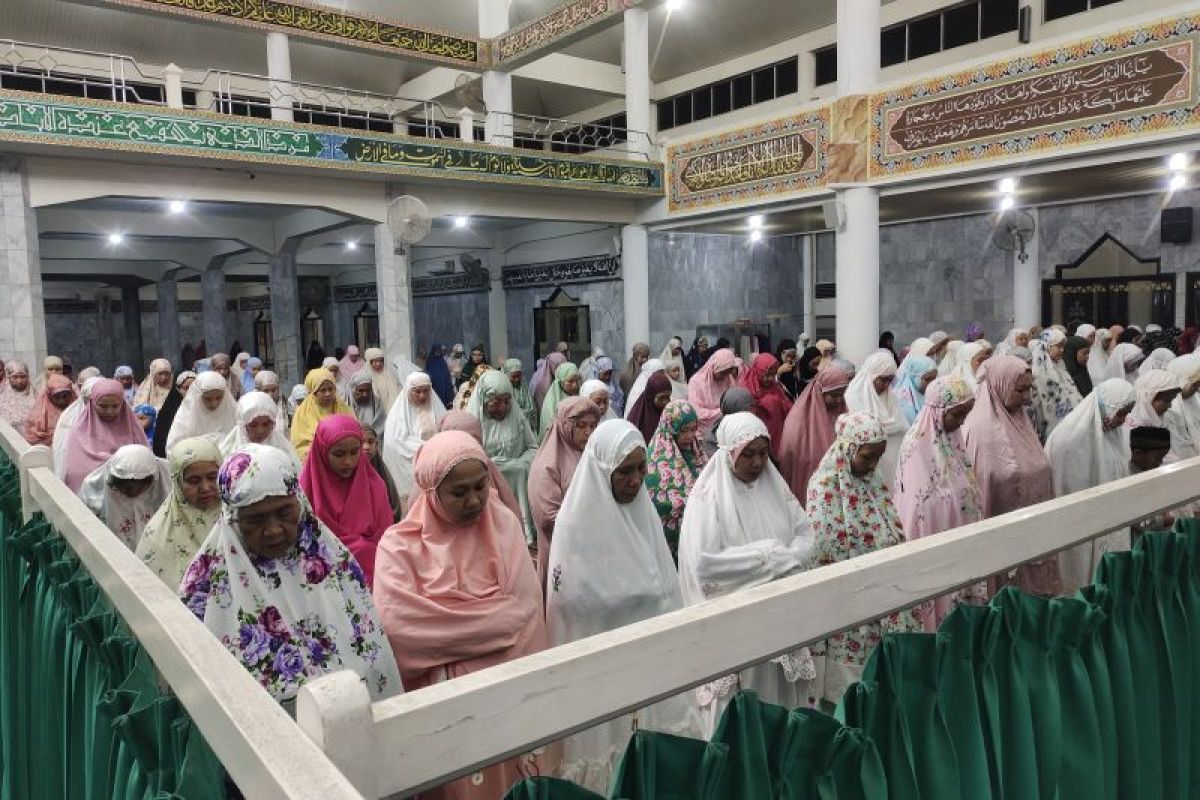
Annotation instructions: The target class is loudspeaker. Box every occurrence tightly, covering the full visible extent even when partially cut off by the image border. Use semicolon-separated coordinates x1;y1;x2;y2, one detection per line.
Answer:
821;199;845;232
1019;6;1032;44
1162;207;1194;244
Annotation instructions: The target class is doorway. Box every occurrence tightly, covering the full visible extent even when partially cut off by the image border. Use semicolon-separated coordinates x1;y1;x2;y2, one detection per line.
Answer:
1042;234;1172;329
533;287;592;366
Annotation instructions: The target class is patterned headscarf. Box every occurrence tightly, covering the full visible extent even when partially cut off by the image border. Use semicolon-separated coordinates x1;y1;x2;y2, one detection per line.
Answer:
891;355;936;425
644;400;707;555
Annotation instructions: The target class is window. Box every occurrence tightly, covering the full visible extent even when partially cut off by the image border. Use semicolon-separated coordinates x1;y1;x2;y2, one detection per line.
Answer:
220;94;271;119
943;2;979;49
907;14;943;59
655;56;800;131
254;313;274;369
294;104;393;132
353;303;379;350
980;0;1020;38
880;26;907;68
813;46;837;87
1045;0;1118;21
301;308;324;357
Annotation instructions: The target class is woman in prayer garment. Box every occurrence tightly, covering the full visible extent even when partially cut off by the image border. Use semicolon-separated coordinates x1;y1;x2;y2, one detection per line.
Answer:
578;346;603;382
359;421;402;522
290;368;354;463
1088;327;1113;385
658;337;686;379
1126;369;1181;430
625;371;672;444
33;355;64;394
618;342;651;397
56;377;100;468
150;374;190;457
136;437;223;591
815;339;837;370
529;397;601;595
593;355;623;416
581;379;618;421
300;414;393;586
23;374;76;447
182;444;401;708
113;365;138;404
736;352;794;454
964;322;985;342
806;412;923;706
133;403;157;444
891;354;937;425
778;367;851;502
502;358;538;432
1063;335;1094;397
1045;378;1137;592
774;339;801;399
253;369;290;435
467;370;539;544
687;348;740;436
423;344;456;407
1139;347;1176;377
1103;341;1146;384
166;371;238;451
1029;329;1084;441
344;370;387;438
373;432;545;799
545;419;700;792
624;357;665;415
381;372;447;502
949;341;991;391
937;341;962;377
679;412;816;733
878;331;899;364
645;400;706;559
457;343;489;390
220;391;299;469
322;357;344;396
0;360;37;436
237;357;261;397
435;411;522;523
57;378;148;493
337;344;366;384
231;351;250;387
1075;323;1097;345
684;337;712;379
78;443;171;551
895;376;986;630
133;358;173;410
843;351;908;489
994;327;1029;358
363;347;400;412
701;386;754;459
1166;354;1200;461
795;345;823;396
305;340;326;371
531;352;567;412
538;361;582;438
961;355;1060;597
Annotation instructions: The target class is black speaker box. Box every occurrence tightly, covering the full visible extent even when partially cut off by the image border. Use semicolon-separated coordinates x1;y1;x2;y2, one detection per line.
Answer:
1162;207;1194;244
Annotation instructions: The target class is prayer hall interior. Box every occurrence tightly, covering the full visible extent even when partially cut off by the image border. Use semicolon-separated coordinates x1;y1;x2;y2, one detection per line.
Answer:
2;0;1200;797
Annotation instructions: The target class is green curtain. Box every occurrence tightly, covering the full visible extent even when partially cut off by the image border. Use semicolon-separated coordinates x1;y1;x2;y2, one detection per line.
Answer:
508;520;1200;799
0;451;226;800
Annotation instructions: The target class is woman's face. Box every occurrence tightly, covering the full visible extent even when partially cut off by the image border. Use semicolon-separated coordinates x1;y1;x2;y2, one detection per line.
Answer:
327;435;362;478
570;415;598;449
485;395;511;420
598;369;613;383
782;350;797;365
370;357;385;372
353;383;373;405
436;458;490;524
180;377;195;395
262;383;280;402
408;384;431;406
588;391;610;416
807;354;822;372
760;365;778;388
1005;372;1035;411
971;349;991;372
471;349;485;364
1075;347;1091;365
675;420;698;449
1048;342;1065;362
315;380;337;408
7;372;29;392
361;428;379;458
1105;403;1135;430
561;375;581;396
850;440;887;477
111;476;153;499
47;364;63;376
918;369;938;392
95;395;123;421
508;370;523;388
50;390;73;410
731;437;770;483
245;414;275;443
942;400;975;433
236;495;301;559
822;386;846;410
634;350;649;368
610;447;647;504
180;461;220;510
1015;332;1030;348
1152;390;1180;417
872;374;894;394
653;389;672;410
201;389;224;411
667;364;683;382
153;370;171;387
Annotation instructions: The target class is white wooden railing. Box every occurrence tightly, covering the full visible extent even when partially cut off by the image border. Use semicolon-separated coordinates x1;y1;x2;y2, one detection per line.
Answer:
5;412;1199;799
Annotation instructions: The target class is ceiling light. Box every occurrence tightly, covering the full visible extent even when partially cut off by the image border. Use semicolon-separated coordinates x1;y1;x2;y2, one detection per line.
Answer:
665;0;684;10
998;195;1015;211
749;229;763;243
998;177;1017;194
747;214;764;229
168;199;187;214
107;233;124;245
1168;153;1190;172
454;215;469;229
345;241;358;251
1169;173;1187;192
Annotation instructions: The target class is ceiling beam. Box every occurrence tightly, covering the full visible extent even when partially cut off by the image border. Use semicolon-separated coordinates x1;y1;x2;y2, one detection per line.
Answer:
511;54;625;96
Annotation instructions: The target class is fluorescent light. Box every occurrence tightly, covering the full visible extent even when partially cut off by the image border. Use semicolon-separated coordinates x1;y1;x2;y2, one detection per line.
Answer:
345;241;358;251
749;229;763;243
1170;173;1187;192
665;0;684;10
747;214;764;229
168;199;187;214
453;215;469;229
1169;153;1190;172
999;195;1015;211
998;177;1017;194
107;233;124;245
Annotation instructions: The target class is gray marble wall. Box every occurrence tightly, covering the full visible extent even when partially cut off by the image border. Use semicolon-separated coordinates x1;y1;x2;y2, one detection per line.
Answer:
503;281;624;368
414;292;491;361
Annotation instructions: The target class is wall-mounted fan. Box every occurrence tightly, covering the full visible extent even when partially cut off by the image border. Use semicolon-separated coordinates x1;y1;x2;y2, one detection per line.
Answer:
992;209;1036;263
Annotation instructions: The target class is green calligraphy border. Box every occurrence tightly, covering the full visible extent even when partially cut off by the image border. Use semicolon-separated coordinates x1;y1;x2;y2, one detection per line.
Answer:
0;90;664;195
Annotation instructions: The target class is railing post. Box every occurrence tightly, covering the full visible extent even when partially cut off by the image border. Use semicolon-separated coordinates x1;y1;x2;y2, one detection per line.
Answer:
458;107;475;143
295;671;378;799
18;446;51;523
163;63;184;109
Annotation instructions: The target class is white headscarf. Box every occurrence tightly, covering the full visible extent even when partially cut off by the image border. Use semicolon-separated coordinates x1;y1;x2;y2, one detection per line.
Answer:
1139;347;1176;377
624;358;665;418
937;340;962;376
1128;368;1181;428
658;337;685;376
133;358;173;410
950;342;986;390
581;378;618;421
994;328;1026;357
78;444;170;551
53;376;101;471
1075;323;1097;341
845;351;907;487
252;369;290;434
579;347;605;383
1087;328;1112;384
220;391;300;469
382;372;446;495
908;337;934;358
1103;342;1145;383
166;371;237;450
1166;354;1200;461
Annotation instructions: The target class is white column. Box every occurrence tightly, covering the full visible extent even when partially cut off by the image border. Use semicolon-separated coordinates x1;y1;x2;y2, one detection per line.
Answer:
623;8;651;157
488;271;508;361
266;31;294;123
163;63;184;109
1176;272;1187;328
622;224;650;353
0;156;48;370
802;235;816;340
833;0;881;366
479;0;512;146
1013;207;1040;329
458;108;476;143
375;224;414;362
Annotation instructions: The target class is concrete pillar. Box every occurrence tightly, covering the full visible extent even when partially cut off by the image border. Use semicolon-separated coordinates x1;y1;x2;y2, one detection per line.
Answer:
488;269;508;362
833;0;881;366
479;0;512;146
459;108;476;143
157;275;181;366
163;63;184;109
374;224;414;363
269;251;302;386
201;266;227;354
622;224;650;354
0;156;48;370
121;284;145;371
802;234;816;340
1013;207;1041;329
1177;272;1188;329
266;31;294;123
623;7;651;158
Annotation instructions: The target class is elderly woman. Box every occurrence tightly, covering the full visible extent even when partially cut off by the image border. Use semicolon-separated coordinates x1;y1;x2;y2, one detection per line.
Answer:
546;419;699;792
33;355;65;394
529;397;601;593
468;370;540;544
895;376;984;630
182;444;401;707
645;399;706;558
166;371;238;451
1127;369;1182;429
0;360;37;436
778;367;851;502
1103;342;1145;384
133;358;174;410
78;443;171;551
114;365;138;404
501;358;538;431
1029;329;1084;441
136;437;223;590
687;348;740;436
252;369;290;433
290;367;354;463
679;412;815;732
344;370;387;438
806;412;922;705
220;390;299;469
1045;378;1137;593
373;431;546;799
381;372;447;502
844;351;908;488
581;378;618;421
23;374;77;446
363;347;400;411
57;378;149;492
538;361;582;438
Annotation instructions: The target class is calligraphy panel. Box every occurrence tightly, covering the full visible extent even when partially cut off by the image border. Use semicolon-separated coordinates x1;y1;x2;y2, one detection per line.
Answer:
97;0;483;67
501;255;621;289
494;0;615;65
872;14;1200;177
667;110;828;213
0;91;665;195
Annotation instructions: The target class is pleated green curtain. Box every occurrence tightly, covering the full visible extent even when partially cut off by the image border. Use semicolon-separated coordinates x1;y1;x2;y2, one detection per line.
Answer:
0;452;226;800
508;520;1200;799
